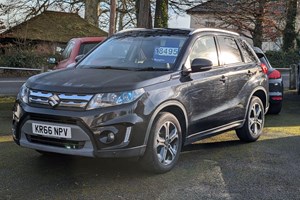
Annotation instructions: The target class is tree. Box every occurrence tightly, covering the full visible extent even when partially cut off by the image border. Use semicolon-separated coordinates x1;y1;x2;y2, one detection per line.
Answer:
85;0;101;27
154;0;168;28
189;0;286;48
282;0;298;51
137;0;152;28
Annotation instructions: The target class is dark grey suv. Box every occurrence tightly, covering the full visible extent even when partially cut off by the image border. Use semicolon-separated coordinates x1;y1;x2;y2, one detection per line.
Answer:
13;28;269;173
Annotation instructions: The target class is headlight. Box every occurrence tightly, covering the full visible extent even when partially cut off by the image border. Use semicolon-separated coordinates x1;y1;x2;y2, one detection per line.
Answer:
87;88;145;110
19;84;29;104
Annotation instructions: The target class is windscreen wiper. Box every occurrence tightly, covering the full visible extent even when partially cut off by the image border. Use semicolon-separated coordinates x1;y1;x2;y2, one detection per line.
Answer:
136;67;170;71
92;66;132;70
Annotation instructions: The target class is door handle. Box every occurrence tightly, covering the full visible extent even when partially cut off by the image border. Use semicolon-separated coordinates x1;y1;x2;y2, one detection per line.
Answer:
247;70;256;77
220;75;227;83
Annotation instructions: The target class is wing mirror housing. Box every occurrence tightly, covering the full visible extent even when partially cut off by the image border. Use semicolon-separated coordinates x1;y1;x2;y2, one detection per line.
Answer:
191;58;213;72
75;54;84;63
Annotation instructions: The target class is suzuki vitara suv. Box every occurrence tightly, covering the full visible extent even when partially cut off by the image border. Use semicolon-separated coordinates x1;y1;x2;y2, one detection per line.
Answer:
13;28;269;173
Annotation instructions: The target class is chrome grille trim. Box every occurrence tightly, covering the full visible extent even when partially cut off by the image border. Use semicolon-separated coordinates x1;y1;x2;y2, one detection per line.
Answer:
28;90;93;109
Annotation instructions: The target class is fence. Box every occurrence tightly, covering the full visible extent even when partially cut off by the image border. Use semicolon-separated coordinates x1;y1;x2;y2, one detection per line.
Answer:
0;66;49;73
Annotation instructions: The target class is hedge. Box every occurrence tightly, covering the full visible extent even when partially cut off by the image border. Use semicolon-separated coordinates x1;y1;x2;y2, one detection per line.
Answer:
265;50;300;68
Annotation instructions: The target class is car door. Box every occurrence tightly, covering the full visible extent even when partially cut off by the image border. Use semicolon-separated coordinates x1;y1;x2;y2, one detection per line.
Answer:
185;35;230;135
216;36;259;122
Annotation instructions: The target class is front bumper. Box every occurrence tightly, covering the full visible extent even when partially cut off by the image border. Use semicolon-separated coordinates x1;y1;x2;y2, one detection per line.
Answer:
12;100;149;158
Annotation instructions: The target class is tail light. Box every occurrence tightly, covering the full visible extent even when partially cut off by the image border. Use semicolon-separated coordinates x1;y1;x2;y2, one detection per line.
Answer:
271;96;283;101
260;63;268;74
268;69;281;79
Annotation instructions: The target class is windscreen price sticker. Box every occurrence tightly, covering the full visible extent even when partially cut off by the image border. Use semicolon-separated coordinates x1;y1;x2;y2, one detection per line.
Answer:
155;47;178;57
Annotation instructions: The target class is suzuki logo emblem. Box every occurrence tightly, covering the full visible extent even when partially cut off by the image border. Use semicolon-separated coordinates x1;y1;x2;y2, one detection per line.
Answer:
48;94;60;107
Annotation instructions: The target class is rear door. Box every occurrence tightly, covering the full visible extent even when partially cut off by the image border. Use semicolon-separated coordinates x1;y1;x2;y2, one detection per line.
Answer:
216;36;259;122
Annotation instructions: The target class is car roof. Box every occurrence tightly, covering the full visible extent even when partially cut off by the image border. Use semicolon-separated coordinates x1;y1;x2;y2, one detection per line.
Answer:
70;37;106;43
116;28;239;37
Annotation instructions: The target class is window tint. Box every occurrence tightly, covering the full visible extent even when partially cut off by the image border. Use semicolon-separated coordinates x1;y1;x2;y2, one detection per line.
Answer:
190;36;219;66
79;42;99;55
218;36;242;65
239;40;257;63
61;41;75;60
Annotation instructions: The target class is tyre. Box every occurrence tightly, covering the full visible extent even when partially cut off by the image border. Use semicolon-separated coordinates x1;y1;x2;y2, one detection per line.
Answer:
140;112;182;173
236;96;265;142
267;101;282;115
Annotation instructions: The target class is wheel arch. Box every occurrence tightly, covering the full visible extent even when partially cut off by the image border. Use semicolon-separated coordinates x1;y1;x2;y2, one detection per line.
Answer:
241;86;268;125
251;87;268;113
143;100;188;148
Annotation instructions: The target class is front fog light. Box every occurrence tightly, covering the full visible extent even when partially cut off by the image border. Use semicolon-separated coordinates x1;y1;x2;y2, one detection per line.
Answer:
99;131;115;144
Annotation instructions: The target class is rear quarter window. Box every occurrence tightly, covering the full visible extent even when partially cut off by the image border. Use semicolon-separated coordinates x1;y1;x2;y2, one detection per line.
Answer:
218;36;243;65
239;40;257;63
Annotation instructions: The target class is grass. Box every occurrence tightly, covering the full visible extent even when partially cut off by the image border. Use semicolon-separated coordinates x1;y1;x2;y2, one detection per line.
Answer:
0;97;15;136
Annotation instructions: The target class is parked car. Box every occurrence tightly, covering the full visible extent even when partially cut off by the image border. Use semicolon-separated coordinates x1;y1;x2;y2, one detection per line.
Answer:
254;47;283;114
13;28;269;173
48;37;106;70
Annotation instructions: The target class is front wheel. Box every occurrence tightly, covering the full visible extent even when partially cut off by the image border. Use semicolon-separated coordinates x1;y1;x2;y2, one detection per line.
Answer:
236;96;265;142
140;112;182;173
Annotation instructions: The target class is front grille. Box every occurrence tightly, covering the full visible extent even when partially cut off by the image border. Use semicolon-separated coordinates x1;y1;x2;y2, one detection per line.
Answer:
28;90;93;110
26;134;85;149
29;114;77;125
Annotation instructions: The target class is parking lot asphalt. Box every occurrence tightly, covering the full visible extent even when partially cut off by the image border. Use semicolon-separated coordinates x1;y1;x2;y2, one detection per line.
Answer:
0;94;299;200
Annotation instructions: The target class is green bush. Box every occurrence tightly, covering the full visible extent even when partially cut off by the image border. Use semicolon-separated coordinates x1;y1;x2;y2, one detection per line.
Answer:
265;50;300;68
0;51;50;69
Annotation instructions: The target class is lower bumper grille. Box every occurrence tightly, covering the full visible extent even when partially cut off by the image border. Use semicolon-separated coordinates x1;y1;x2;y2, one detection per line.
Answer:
26;134;85;149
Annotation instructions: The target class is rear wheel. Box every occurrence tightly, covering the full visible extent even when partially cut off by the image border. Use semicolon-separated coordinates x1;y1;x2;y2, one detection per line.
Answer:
236;96;265;142
140;112;182;173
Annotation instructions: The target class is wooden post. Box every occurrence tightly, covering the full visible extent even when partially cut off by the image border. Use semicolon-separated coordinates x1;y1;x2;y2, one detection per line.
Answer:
109;0;117;36
289;64;297;90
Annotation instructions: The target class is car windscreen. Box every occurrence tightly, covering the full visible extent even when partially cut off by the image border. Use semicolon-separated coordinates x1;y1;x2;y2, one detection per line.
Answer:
77;35;187;71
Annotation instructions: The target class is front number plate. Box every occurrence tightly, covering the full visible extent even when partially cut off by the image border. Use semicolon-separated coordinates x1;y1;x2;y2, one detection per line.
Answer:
32;123;71;139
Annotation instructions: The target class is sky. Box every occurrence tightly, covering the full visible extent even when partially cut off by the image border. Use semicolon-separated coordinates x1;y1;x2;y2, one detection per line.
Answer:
169;13;191;29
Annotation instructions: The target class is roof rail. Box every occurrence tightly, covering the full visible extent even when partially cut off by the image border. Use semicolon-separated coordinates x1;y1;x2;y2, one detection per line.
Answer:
190;28;239;36
117;28;148;33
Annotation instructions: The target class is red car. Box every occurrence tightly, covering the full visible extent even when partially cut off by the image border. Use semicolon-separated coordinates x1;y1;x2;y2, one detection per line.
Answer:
49;37;106;70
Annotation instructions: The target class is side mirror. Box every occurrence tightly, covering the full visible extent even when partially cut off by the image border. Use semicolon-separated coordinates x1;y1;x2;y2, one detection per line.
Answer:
75;54;84;63
47;57;57;65
191;58;213;72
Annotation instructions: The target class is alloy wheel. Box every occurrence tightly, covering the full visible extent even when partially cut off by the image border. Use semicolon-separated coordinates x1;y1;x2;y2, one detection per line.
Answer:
155;121;179;165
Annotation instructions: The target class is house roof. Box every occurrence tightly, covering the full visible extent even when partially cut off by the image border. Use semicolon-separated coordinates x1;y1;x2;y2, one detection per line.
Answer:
186;0;236;14
1;11;107;43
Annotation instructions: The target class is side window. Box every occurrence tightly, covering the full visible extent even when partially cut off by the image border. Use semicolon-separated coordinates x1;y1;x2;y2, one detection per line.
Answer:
61;41;75;60
79;42;99;55
218;36;243;65
239;40;257;63
190;36;219;66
